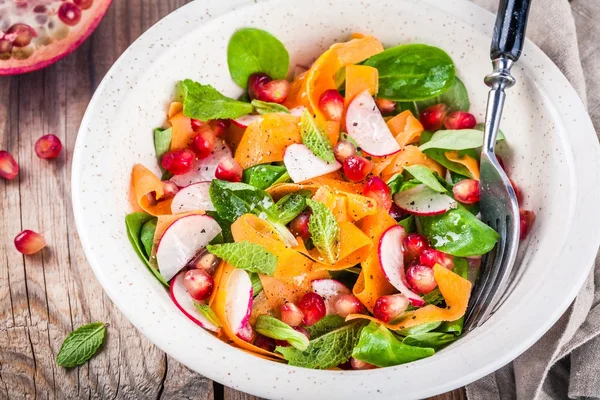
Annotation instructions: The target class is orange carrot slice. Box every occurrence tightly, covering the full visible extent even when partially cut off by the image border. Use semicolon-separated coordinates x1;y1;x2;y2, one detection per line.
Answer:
347;264;472;330
345;65;379;106
386;110;424;147
379;145;445;181
234;114;302;169
168;102;183;118
169;112;196;150
131;164;173;216
445;151;480;180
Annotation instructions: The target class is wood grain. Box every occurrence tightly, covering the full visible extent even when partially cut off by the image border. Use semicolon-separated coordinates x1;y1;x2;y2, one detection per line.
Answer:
0;1;464;399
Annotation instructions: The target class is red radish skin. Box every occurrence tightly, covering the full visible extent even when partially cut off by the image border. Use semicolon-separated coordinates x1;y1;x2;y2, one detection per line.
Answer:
343;155;372;182
363;176;392;211
346;90;401;157
351;357;377;370
520;210;536;240
193;126;217;159
403;233;429;264
161;149;196;176
14;230;46;255
281;302;304;327
319;89;344;122
406;265;437;294
284;143;341;183
444;111;477;130
289;211;311;241
378;225;425;306
453;179;480;204
393;184;457;216
170;181;215;214
0;1;113;76
311;279;351;314
333;294;365;318
420;104;449;131
170;271;220;332
373;294;410;323
187;249;221;275
231;114;261;129
0;150;19;180
183;269;214;301
225;269;254;341
215;158;243;182
419;248;454;270
170;140;232;186
333;140;357;163
297;292;327;325
375;98;397;115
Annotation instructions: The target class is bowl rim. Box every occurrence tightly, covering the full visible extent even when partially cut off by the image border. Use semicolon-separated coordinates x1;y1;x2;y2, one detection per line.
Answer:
72;0;600;398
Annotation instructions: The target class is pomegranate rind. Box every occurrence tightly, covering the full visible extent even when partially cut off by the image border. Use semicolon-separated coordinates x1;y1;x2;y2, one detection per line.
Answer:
0;0;113;76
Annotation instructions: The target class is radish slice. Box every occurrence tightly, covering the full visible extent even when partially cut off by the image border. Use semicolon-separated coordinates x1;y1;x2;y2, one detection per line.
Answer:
346;90;401;157
225;269;254;342
311;279;351;315
170;271;220;332
231;114;261;129
283;143;341;183
289;106;306;117
170;140;232;186
378;225;425;307
393;184;457;216
171;182;214;214
156;214;222;281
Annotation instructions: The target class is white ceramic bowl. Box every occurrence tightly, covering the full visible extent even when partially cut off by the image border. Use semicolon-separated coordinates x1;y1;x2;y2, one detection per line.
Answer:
72;0;600;398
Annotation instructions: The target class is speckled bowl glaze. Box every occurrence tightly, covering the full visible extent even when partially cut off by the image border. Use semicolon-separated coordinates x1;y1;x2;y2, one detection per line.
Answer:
72;0;600;398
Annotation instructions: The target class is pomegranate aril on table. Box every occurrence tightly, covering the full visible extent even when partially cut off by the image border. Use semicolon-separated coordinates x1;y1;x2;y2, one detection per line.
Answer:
373;294;409;323
0;150;19;180
35;134;62;159
318;89;344;122
297;292;326;326
420;103;449;131
444;111;476;130
14;230;46;255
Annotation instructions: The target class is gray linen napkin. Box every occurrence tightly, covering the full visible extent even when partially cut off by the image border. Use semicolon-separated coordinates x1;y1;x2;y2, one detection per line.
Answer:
467;0;600;399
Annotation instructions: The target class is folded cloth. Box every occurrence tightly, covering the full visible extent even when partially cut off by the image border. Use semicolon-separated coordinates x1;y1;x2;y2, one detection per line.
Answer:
467;0;600;399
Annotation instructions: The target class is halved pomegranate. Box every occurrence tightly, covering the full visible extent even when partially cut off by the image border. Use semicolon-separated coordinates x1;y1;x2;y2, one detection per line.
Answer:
0;1;113;75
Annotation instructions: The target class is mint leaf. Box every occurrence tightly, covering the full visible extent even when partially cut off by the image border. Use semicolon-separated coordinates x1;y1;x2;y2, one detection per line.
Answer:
404;165;447;193
194;303;223;328
306;315;346;339
277;321;364;369
227;28;290;89
306;199;340;264
207;242;277;276
276;190;310;225
256;315;309;351
57;322;107;368
251;99;290;115
180;80;253;120
301;109;336;163
419;128;505;152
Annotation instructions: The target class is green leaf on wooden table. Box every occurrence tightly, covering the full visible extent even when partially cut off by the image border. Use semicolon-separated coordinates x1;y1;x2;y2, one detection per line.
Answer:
180;80;254;120
207;241;277;276
57;322;107;368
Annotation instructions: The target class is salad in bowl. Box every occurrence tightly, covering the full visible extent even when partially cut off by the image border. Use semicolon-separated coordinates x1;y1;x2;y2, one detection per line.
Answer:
125;28;534;370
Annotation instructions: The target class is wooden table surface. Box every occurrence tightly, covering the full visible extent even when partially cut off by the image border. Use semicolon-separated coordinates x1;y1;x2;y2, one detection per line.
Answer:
0;1;466;399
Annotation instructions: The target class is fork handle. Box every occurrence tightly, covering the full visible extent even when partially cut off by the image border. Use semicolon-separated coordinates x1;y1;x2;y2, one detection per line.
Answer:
491;0;531;61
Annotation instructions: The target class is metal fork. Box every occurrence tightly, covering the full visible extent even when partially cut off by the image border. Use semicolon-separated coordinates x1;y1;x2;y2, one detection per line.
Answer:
463;0;531;331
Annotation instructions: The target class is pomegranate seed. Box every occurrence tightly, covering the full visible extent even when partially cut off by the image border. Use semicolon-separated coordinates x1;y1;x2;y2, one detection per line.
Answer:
509;178;523;204
297;292;326;326
190;119;204;131
519;210;536;240
452;179;480;204
161;149;196;175
183;269;214;301
14;230;46;255
373;294;409;323
333;294;364;318
0;150;19;180
375;98;396;115
403;233;429;264
318;89;344;122
161;181;179;200
281;302;304;327
187;249;222;275
363;176;392;211
406;264;437;294
419;248;454;270
275;326;310;347
350;357;377;370
343;155;372;182
247;73;289;103
215;158;243;182
209;120;230;137
289;211;311;241
192;126;217;159
34;134;62;159
333;140;357;163
58;2;82;26
444;111;477;130
73;0;94;10
238;323;256;343
389;203;407;220
0;39;13;54
420;104;449;131
254;334;276;352
6;24;37;47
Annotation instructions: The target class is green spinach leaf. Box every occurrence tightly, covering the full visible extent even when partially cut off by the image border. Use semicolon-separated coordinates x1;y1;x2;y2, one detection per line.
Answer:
419;208;499;256
154;127;172;169
398;215;415;232
301;109;336;163
404;165;447;193
194;303;223;328
207;242;277;276
249;272;264;296
352;322;435;367
206;211;234;244
125;213;168;287
416;77;470;112
242;164;288;190
402;332;456;350
256;315;309;351
396;321;442;336
227;28;290;89
387;173;404;195
276;191;310;225
251;99;289;115
364;44;455;101
180;80;253;120
419;129;505;152
140;218;157;258
306;199;340;264
423;148;478;178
